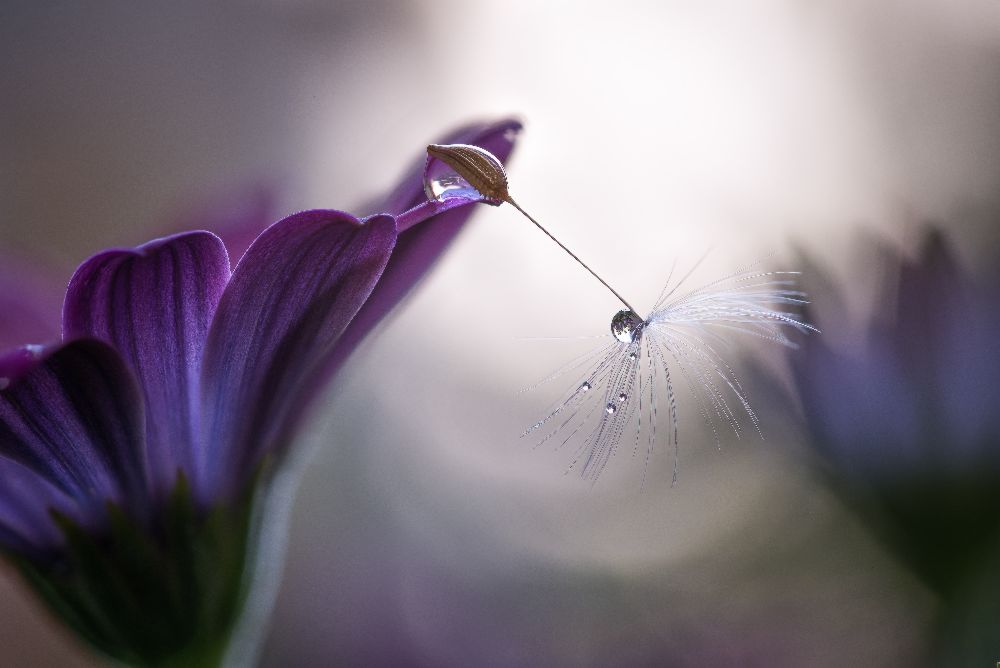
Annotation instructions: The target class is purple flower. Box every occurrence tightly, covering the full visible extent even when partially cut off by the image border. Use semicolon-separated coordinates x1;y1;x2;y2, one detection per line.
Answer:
790;228;1000;661
0;118;520;665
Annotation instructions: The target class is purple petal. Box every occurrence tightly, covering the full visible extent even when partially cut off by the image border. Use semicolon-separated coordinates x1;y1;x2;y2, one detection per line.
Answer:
63;231;231;497
894;230;964;383
200;210;396;498
0;340;148;515
938;283;1000;451
795;330;924;475
897;231;1000;453
327;119;521;377
0;255;63;351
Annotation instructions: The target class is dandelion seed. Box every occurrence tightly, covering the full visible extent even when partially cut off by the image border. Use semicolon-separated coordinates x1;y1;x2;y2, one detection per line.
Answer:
425;143;817;484
522;265;817;484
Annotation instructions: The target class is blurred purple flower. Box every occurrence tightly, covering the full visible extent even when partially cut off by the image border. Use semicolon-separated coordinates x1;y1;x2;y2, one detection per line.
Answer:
795;230;1000;478
0;118;520;665
790;228;1000;661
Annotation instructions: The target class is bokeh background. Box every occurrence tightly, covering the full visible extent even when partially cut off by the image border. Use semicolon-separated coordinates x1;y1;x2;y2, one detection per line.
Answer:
2;1;1000;665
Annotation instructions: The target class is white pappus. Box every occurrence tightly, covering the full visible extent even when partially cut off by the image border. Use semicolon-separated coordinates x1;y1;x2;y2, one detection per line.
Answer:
522;260;817;485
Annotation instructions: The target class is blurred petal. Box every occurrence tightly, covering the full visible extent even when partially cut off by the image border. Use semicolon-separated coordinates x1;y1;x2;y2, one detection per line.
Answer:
0;340;147;514
63;232;231;496
938;282;1000;451
200;210;396;497
895;230;964;384
327;119;521;377
795;331;923;475
0;256;63;350
0;457;78;556
894;231;1000;452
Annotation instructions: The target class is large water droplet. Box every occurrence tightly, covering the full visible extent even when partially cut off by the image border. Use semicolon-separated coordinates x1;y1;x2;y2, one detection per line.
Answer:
606;403;616;414
618;392;627;402
423;144;506;204
610;310;644;344
424;171;480;202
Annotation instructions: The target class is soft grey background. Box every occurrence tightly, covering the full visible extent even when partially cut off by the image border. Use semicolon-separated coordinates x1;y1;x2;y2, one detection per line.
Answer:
2;1;999;664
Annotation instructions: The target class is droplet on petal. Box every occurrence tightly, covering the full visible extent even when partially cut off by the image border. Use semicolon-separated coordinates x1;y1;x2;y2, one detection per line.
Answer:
606;403;616;414
610;310;644;344
580;381;592;392
424;144;510;204
618;392;627;402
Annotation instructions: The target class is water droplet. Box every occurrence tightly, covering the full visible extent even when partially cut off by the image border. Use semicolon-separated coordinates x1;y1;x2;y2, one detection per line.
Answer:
423;144;508;203
610;310;644;344
0;377;8;390
425;171;478;202
580;381;592;392
618;393;627;402
606;403;616;414
629;351;638;360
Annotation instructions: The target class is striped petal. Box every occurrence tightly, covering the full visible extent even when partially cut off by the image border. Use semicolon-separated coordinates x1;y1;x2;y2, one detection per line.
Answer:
199;210;396;498
0;340;147;517
63;231;231;496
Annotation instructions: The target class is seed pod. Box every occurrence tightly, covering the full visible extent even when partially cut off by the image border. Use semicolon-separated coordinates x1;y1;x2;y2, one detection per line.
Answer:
426;143;511;202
